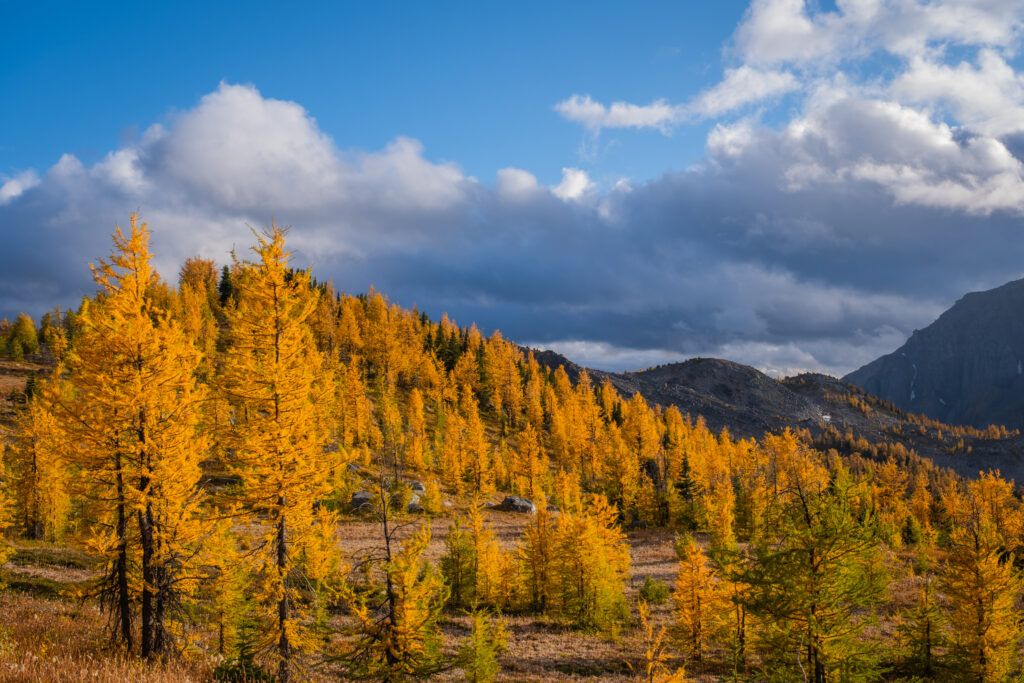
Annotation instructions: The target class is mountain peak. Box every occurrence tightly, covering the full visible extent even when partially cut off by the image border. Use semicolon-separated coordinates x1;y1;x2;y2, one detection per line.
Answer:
845;276;1024;430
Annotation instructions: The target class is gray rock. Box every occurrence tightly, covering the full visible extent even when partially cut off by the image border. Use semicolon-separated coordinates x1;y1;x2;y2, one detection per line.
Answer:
349;491;374;512
407;495;424;514
846;277;1024;432
495;495;537;514
406;480;426;493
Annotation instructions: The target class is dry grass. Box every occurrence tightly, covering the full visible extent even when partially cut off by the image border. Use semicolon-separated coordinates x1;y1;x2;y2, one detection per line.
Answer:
0;593;211;682
0;359;41;398
0;504;736;681
0;502;930;681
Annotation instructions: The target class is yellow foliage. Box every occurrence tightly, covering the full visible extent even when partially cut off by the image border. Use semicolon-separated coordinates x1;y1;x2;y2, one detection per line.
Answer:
218;224;339;680
59;214;208;656
671;535;727;662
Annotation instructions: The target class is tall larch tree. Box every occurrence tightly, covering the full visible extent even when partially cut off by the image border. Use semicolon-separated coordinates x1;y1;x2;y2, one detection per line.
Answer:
219;225;339;682
672;534;727;662
516;492;556;613
941;508;1023;682
59;215;207;657
8;383;70;541
553;494;631;630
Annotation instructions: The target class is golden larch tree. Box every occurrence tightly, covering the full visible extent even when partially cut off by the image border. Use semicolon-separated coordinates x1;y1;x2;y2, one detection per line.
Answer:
672;534;727;662
941;510;1023;682
59;215;207;657
8;383;70;541
218;224;339;682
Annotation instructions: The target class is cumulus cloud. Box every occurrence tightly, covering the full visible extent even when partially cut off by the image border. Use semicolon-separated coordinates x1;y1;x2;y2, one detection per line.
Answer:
551;168;595;201
554;94;683;133
8;14;1024;379
892;50;1024;138
734;0;1024;66
690;66;799;118
0;170;40;205
559;0;1024;222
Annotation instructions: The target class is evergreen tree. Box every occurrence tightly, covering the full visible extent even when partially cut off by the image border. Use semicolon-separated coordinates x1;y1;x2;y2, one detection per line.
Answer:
218;224;339;681
217;264;235;306
459;608;508;683
741;466;886;682
897;574;944;678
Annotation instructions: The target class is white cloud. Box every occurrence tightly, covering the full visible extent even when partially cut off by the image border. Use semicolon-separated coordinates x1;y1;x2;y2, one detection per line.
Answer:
0;170;40;205
153;82;345;210
892;50;1024;137
495;167;542;201
554;67;799;135
527;340;691;373
552;167;595;200
716;95;1024;214
707;120;757;159
5;70;1024;377
735;0;1024;66
554;94;682;133
734;0;852;66
691;66;799;117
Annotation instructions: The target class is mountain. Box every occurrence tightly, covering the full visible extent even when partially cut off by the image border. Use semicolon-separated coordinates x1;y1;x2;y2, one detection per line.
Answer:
531;351;821;437
530;349;1024;482
844;277;1024;431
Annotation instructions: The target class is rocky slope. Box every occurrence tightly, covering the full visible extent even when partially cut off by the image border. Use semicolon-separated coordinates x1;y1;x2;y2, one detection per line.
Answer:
844;277;1024;431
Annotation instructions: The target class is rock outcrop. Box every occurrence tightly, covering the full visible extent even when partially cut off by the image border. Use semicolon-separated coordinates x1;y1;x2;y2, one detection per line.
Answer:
845;278;1024;430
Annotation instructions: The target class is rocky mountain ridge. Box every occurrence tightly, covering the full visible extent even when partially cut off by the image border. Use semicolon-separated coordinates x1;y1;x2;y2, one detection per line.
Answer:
529;349;1024;483
844;277;1024;431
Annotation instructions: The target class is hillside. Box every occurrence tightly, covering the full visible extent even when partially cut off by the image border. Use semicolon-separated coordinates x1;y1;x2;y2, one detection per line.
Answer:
845;277;1024;431
532;350;1024;482
4;221;1024;682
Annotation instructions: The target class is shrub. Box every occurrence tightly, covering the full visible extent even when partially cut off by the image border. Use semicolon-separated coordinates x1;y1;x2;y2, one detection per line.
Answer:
638;576;670;605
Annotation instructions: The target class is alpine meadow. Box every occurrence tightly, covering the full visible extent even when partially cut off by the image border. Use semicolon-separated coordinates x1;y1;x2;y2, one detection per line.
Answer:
7;1;1024;682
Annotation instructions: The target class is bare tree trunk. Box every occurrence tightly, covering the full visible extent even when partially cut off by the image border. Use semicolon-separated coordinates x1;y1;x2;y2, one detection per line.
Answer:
277;511;290;683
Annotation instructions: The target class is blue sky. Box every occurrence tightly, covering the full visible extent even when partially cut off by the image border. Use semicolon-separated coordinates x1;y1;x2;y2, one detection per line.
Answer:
4;0;1024;377
2;1;744;186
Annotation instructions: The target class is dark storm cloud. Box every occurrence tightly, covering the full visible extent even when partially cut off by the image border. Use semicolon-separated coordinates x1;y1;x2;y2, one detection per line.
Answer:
2;82;1023;377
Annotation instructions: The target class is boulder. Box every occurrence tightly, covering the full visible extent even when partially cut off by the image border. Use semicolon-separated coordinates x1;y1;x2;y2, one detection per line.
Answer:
495;495;537;514
349;491;373;513
406;480;426;493
407;494;424;514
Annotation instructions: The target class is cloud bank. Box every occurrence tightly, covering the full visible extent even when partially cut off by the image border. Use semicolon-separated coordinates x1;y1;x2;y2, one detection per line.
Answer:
5;1;1024;377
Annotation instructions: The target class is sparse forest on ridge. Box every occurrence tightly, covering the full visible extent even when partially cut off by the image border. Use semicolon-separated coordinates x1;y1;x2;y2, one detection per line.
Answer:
1;216;1024;682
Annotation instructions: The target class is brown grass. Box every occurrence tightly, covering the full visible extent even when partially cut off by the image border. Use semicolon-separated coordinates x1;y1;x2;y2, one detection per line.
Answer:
0;593;211;682
0;500;929;681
